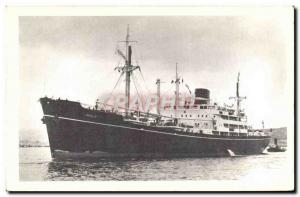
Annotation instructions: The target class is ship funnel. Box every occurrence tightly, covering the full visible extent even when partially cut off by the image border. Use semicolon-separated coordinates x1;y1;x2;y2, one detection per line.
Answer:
194;88;210;105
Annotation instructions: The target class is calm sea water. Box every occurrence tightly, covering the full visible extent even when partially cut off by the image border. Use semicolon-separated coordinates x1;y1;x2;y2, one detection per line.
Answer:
19;147;288;181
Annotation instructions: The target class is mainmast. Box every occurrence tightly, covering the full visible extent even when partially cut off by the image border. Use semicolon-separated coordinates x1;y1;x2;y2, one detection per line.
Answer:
236;72;240;115
230;72;246;116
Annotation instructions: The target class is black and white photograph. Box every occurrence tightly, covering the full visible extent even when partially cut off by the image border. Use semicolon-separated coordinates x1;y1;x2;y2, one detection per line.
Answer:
5;6;294;191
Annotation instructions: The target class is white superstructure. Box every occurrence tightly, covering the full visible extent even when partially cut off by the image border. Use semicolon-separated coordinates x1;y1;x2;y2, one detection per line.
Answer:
158;70;254;136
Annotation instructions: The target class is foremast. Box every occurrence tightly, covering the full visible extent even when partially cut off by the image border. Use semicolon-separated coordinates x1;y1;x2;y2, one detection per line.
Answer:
125;26;131;116
115;25;140;116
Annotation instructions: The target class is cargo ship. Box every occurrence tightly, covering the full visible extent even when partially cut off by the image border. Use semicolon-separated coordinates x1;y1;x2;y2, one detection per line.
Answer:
40;26;271;159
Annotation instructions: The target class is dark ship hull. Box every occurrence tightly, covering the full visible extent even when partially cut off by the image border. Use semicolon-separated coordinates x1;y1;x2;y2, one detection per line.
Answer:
40;97;271;159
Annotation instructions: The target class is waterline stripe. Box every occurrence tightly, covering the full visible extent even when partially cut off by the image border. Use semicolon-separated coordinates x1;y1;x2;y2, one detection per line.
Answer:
43;114;269;141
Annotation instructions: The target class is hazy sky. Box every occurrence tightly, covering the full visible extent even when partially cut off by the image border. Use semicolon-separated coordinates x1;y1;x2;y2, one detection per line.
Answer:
19;15;293;142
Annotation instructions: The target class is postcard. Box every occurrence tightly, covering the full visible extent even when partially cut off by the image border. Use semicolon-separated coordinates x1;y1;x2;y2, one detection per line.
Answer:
5;6;295;192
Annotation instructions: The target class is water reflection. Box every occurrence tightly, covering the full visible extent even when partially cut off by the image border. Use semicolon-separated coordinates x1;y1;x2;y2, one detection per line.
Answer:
47;158;137;181
46;157;178;181
19;147;288;181
45;156;247;181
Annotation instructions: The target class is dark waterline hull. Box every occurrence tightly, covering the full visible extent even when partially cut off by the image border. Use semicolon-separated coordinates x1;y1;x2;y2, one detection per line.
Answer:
40;97;271;158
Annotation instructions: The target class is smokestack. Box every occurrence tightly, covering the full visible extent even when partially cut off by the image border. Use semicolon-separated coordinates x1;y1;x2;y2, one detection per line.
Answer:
194;88;210;105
